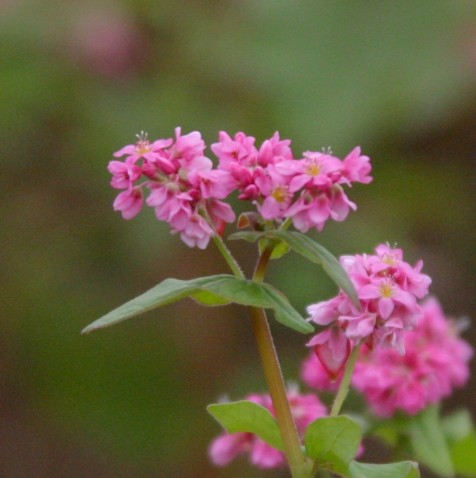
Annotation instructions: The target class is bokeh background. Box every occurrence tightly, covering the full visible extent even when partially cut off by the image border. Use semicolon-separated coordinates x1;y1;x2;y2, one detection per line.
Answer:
1;1;476;477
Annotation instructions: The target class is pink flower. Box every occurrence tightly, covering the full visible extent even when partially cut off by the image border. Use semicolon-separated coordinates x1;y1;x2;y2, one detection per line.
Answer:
307;327;352;379
306;244;432;378
287;152;342;193
112;187;143;219
209;389;327;469
340;147;372;185
113;132;173;163
352;297;473;417
301;351;342;392
109;129;373;246
179;212;215;249
211;131;258;169
109;129;240;248
257;131;292;166
170;127;205;163
285;194;332;232
108;158;142;189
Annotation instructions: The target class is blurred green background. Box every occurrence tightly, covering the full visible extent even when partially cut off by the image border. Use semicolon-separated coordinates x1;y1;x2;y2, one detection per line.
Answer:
1;1;476;477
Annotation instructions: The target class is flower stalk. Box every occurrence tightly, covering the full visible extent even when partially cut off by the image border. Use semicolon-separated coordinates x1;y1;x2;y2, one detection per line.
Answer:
214;235;311;477
330;342;362;417
251;245;311;478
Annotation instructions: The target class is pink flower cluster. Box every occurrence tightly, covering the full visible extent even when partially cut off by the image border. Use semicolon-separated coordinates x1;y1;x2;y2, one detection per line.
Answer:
351;298;472;417
109;129;236;249
306;244;432;379
208;388;326;469
109;128;372;248
211;132;372;232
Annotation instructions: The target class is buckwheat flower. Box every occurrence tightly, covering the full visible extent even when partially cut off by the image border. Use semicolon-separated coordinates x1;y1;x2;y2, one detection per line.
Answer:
170;127;205;162
146;184;193;227
352;297;473;417
284;178;358;233
341;147;372;185
109;128;240;248
358;277;417;320
179;212;214;249
189;167;237;200
257;131;293;166
286;152;342;193
113;131;173;163
256;180;293;220
284;194;332;232
301;351;341;392
306;244;431;376
307;326;351;380
108;157;143;189
211;131;258;169
207;199;236;236
209;389;327;469
112;187;143;219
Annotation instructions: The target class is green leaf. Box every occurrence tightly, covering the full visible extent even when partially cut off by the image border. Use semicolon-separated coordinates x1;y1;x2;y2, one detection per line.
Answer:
305;416;362;472
267;231;359;306
207;400;283;450
82;274;313;334
258;236;290;260
229;231;263;243
348;460;420;478
408;405;454;478
231;230;359;306
450;431;476;477
442;409;474;444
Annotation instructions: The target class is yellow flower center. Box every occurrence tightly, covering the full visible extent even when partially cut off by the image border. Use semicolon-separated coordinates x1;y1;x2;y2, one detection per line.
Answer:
379;282;394;298
305;162;321;176
271;185;288;203
382;254;396;266
135;131;151;154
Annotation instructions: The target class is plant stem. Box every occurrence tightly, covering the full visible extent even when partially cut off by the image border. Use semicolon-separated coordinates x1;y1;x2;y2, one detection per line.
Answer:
212;233;245;279
251;246;310;478
330;342;362;417
250;306;310;478
213;235;310;477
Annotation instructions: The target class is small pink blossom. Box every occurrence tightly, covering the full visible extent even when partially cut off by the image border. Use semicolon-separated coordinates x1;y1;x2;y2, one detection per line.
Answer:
352;297;473;417
211;131;258;169
301;351;341;392
109;129;372;246
112;187;143;219
170;127;205;163
257;131;292;166
113;132;173;163
306;244;431;378
109;129;241;248
285;194;331;232
307;327;352;379
179;212;215;249
108;158;142;189
340;147;372;185
209;389;327;469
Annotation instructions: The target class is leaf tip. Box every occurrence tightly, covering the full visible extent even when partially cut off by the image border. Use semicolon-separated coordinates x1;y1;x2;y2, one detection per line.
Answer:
81;323;97;335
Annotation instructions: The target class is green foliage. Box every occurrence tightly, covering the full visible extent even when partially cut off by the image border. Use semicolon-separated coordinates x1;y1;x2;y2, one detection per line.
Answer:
305;416;361;475
230;230;359;306
450;432;476;477
82;274;313;334
348;460;420;478
408;406;454;477
442;410;474;444
207;400;283;451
